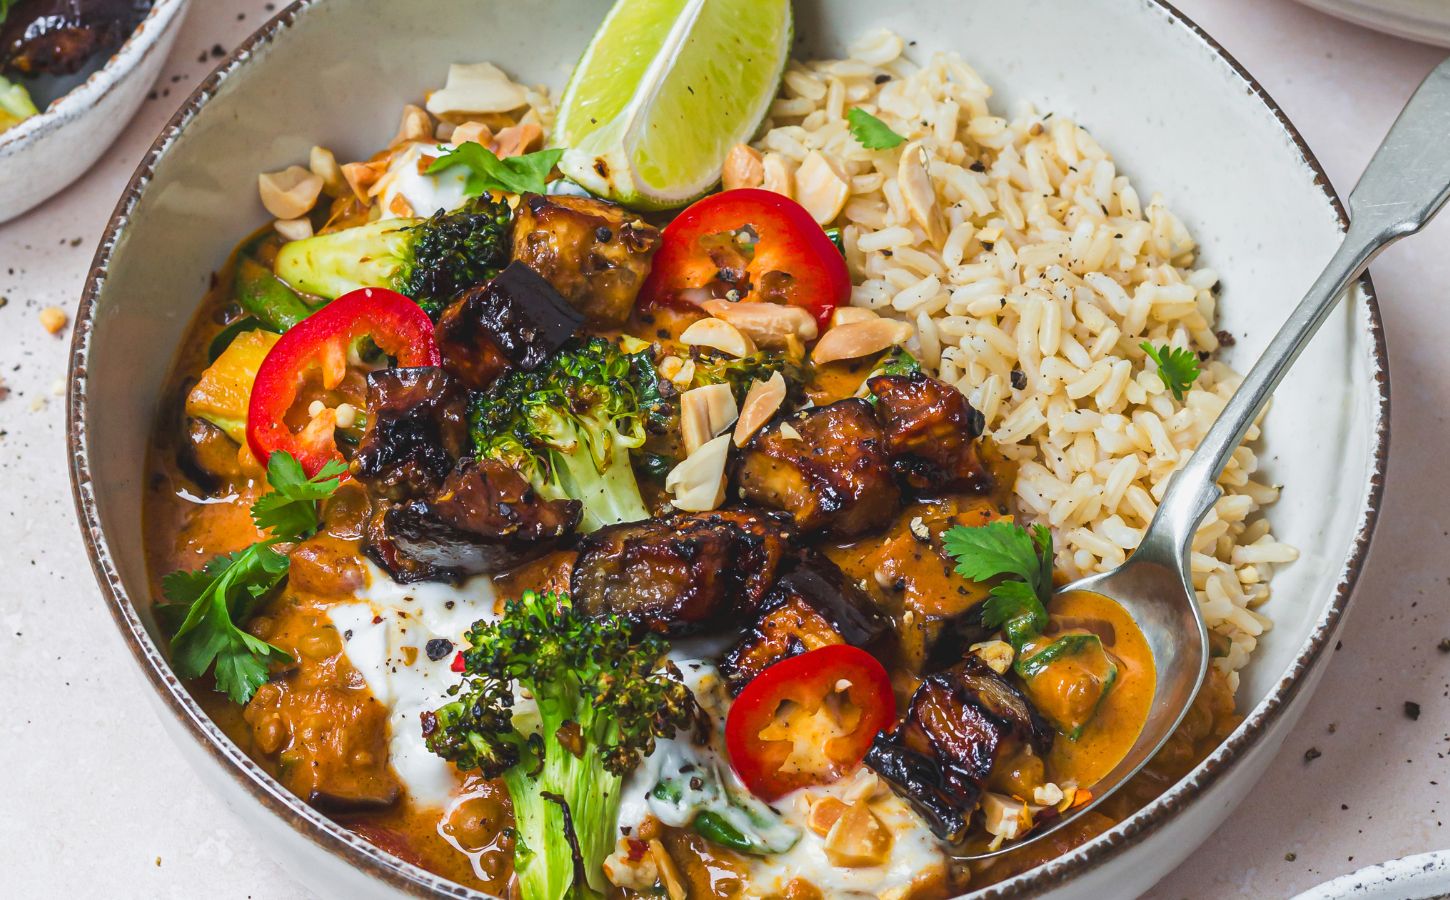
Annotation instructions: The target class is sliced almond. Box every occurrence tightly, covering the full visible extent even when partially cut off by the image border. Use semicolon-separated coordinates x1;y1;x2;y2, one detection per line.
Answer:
702;300;817;348
823;800;893;867
734;372;786;447
391;104;434;148
830;306;880;328
274;217;314;241
665;434;731;512
761;152;796;198
309;146;347;198
899;141;947;245
258;165;324;220
680;317;757;358
795;150;850;225
811;318;913;365
491;122;543;158
777;421;803;441
425;62;530;119
723;143;765;190
680;383;739;456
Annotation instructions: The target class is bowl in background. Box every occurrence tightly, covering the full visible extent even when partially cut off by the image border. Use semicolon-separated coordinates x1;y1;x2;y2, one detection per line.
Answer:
68;0;1389;896
0;0;190;222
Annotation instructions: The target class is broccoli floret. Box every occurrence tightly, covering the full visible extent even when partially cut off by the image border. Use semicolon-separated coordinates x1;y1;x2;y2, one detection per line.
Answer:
424;591;695;900
272;195;511;315
687;347;810;405
469;336;667;531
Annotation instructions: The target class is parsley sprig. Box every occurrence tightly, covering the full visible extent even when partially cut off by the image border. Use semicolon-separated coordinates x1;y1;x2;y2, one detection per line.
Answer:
847;108;905;150
1140;341;1201;401
157;452;346;704
942;520;1054;649
428;143;564;197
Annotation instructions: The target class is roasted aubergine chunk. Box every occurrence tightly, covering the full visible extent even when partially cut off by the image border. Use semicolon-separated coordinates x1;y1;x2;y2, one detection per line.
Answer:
435;261;583;390
868;371;991;494
352;367;469;500
721;551;893;693
511;193;661;327
865;655;1053;843
736;398;901;538
571;508;797;635
0;0;149;76
364;458;581;583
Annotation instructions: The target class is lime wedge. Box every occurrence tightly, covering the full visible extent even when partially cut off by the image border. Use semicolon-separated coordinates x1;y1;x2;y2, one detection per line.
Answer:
553;0;792;210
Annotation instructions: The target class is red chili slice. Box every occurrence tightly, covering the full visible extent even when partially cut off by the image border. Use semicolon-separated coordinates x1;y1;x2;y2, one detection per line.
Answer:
246;287;440;476
638;188;850;328
725;644;896;801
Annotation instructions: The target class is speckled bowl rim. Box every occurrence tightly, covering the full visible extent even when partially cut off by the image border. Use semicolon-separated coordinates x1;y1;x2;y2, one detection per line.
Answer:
65;0;1391;897
0;0;190;154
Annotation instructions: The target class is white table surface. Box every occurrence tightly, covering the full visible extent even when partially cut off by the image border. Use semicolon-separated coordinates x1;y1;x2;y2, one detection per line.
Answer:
1;0;1446;896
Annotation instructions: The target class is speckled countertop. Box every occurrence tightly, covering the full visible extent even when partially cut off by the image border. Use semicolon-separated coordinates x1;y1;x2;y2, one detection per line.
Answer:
0;0;1446;896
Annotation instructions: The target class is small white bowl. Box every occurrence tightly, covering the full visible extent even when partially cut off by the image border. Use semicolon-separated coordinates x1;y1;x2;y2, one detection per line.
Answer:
0;0;190;223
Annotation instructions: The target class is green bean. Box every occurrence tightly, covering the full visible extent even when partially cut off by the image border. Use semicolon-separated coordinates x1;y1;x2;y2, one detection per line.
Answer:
692;811;763;855
234;257;313;330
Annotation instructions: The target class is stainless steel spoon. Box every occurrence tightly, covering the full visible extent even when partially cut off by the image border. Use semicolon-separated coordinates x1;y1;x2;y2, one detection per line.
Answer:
965;56;1450;860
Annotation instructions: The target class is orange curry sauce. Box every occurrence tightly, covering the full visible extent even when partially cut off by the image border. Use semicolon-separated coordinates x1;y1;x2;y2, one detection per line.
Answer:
142;254;1238;898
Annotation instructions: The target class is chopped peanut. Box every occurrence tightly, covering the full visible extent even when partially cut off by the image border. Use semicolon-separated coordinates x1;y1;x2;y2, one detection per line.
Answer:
702;299;817;348
795;150;850;225
38;306;67;335
680;317;757;358
258;165;324;220
723;143;765;190
491;122;543;158
274;218;313;241
734;371;787;447
811;318;913;365
390;104;434;147
309;146;346;198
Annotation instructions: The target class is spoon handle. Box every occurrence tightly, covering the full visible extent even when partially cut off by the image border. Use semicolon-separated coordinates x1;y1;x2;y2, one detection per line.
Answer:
1146;57;1450;555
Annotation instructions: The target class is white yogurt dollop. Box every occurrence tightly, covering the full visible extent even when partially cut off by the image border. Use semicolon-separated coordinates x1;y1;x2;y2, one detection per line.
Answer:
329;560;498;807
376;142;471;220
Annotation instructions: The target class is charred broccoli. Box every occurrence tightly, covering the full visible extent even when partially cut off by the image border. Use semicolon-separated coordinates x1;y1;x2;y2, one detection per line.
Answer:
469;336;667;531
688;347;809;405
424;591;695;900
272;195;511;315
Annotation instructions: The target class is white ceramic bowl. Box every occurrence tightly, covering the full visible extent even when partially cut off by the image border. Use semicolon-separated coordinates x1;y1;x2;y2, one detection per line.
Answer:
1292;0;1450;47
0;0;190;222
67;0;1390;897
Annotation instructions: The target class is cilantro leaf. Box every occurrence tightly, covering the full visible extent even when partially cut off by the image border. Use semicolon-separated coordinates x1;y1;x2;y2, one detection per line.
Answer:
428;143;564;196
981;581;1049;648
847;108;905;150
250;452;348;540
942;520;1056;649
159;450;346;705
1140;341;1201;401
942;520;1050;597
161;543;292;704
